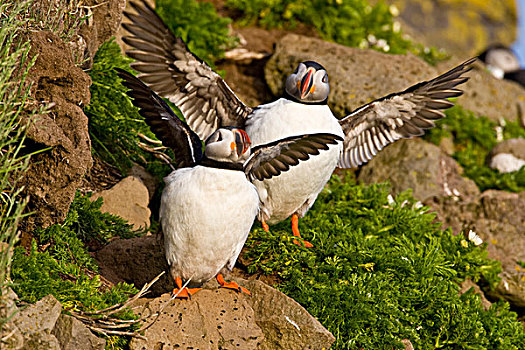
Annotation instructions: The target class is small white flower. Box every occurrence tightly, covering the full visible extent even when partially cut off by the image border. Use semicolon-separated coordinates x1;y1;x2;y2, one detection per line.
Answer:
468;230;483;246
367;34;377;44
359;39;369;49
495;126;503;142
389;4;400;16
413;201;423;209
387;194;395;205
393;21;401;32
376;38;388;48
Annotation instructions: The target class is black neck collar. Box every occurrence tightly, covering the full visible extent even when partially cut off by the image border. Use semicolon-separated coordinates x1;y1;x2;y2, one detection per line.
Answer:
199;157;244;172
283;90;328;105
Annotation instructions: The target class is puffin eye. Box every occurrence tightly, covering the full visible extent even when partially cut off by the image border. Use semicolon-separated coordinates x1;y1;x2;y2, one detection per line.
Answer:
322;74;328;84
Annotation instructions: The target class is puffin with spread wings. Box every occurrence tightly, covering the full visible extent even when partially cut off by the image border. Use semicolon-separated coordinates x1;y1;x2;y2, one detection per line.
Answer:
122;0;476;247
117;69;342;298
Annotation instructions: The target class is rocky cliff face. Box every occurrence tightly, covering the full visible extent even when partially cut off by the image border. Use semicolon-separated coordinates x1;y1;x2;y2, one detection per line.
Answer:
6;0;525;349
20;0;125;232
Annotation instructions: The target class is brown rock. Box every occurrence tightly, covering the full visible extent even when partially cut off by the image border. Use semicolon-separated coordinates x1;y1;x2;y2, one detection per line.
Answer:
12;294;62;350
247;280;335;350
476;190;525;274
489;138;525;160
265;34;437;118
358;138;479;202
1;288;24;350
79;0;126;68
91;176;151;230
429;188;525;309
390;0;517;57
453;61;525;123
19;333;61;350
52;314;106;350
15;295;62;335
130;164;159;200
486;277;525;310
95;235;172;296
20;30;93;231
97;236;335;349
130;289;264;350
130;279;335;350
266;35;524;125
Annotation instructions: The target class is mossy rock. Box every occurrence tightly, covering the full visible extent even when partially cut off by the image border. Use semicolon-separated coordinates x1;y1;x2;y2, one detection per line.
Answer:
390;0;517;57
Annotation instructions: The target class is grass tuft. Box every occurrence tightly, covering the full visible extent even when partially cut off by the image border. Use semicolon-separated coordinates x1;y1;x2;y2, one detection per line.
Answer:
242;174;523;348
0;0;49;326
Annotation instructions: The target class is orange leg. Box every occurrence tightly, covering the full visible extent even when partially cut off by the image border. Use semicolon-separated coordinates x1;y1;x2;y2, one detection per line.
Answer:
261;220;270;232
291;213;313;248
216;274;251;296
172;276;201;300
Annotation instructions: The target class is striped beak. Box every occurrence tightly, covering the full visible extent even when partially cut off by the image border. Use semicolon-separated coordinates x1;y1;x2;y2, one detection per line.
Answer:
233;129;251;157
300;67;315;99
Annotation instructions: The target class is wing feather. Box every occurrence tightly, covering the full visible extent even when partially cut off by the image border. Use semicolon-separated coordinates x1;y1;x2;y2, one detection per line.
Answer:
123;0;252;140
116;69;203;168
338;57;476;168
244;133;343;181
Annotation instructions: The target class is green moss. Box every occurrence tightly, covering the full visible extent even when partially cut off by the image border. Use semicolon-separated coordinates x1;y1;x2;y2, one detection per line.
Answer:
155;0;237;67
84;39;173;179
226;0;447;64
242;174;523;348
11;192;141;309
10;193;141;349
425;106;525;192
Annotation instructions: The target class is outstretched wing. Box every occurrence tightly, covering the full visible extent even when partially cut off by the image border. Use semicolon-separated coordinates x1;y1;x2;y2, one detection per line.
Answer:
338;57;476;169
122;0;252;140
244;133;343;182
116;68;203;168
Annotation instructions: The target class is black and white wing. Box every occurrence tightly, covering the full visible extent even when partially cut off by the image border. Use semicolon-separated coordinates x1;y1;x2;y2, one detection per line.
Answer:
244;133;343;182
122;0;252;140
116;69;203;168
338;57;476;169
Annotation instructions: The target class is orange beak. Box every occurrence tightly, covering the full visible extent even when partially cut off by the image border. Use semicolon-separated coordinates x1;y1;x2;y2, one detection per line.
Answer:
300;68;315;99
233;129;251;156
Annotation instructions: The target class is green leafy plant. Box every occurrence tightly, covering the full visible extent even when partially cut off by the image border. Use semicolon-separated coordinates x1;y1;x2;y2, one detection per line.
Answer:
10;192;141;308
156;0;237;66
85;39;173;179
242;174;524;348
425;106;525;192
226;0;447;64
10;193;142;349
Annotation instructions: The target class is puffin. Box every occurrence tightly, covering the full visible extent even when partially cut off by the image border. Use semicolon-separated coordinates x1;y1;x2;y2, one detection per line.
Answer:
117;69;342;298
122;0;476;247
478;45;525;87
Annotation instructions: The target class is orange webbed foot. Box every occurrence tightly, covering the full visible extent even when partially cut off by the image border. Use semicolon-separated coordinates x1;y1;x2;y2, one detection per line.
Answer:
262;220;270;232
291;214;313;248
172;276;201;300
216;274;251;296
